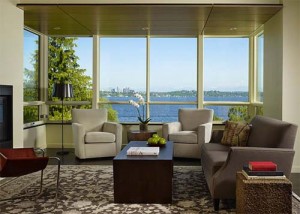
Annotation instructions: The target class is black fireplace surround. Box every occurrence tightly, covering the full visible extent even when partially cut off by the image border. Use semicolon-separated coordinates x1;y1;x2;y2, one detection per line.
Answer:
0;85;13;148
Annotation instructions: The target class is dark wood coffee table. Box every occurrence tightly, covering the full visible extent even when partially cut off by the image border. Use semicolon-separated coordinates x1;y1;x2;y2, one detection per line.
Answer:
113;141;174;203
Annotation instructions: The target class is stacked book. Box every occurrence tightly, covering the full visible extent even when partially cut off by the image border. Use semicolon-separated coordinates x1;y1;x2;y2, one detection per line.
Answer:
242;161;286;179
127;147;160;156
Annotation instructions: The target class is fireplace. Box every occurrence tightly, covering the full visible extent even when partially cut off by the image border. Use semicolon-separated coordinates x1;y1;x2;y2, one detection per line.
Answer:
0;85;12;148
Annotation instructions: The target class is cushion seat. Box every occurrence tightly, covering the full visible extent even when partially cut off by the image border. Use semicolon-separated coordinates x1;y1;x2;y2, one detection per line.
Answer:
169;131;197;144
85;132;115;143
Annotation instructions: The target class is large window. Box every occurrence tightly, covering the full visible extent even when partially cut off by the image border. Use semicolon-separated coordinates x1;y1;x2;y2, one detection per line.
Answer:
204;37;250;121
23;29;40;123
48;37;93;121
99;37;197;122
99;37;147;122
150;38;197;122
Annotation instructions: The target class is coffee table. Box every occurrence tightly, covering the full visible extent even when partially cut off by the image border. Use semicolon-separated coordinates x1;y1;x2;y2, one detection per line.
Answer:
113;141;174;203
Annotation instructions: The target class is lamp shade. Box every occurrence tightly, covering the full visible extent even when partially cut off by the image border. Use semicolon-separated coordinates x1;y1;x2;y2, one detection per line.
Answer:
52;83;74;99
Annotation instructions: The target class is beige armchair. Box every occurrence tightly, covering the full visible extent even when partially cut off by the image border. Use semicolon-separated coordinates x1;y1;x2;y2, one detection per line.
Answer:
162;108;214;159
71;109;122;159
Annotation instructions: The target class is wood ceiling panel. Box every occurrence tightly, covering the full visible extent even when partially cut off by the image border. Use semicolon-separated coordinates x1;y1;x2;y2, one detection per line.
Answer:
18;4;283;36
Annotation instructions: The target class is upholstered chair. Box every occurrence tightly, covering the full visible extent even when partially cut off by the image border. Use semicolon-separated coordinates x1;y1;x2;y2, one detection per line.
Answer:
201;115;298;211
72;109;122;159
162;108;214;159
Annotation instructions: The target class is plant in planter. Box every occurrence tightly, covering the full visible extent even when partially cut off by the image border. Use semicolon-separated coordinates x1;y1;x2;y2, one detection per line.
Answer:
129;93;151;130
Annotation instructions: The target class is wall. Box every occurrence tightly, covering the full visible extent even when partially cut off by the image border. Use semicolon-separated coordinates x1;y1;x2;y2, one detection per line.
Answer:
264;0;300;172
23;125;47;148
0;0;24;148
264;11;283;120
281;0;300;172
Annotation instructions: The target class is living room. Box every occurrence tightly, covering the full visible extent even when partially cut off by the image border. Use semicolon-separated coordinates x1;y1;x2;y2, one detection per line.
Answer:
1;0;300;213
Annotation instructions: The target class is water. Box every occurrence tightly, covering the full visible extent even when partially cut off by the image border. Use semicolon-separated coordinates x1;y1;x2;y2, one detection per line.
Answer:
105;95;248;122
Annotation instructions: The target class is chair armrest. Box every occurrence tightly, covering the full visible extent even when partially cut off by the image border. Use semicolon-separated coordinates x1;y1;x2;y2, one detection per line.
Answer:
103;122;122;153
212;147;295;199
162;122;182;140
197;122;213;144
72;123;86;158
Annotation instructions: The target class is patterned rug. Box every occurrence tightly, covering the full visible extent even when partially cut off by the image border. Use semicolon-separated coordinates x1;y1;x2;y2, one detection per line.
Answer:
0;165;299;214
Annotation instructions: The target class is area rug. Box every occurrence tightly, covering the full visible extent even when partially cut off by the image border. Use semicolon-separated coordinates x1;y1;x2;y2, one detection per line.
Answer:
0;165;299;214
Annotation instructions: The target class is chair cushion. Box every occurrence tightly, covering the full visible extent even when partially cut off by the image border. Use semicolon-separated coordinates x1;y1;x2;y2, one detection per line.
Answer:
247;115;298;148
85;132;115;143
179;108;213;131
169;131;197;144
221;121;251;147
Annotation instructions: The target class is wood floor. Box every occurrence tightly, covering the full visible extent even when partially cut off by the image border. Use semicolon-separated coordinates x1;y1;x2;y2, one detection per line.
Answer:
46;148;300;197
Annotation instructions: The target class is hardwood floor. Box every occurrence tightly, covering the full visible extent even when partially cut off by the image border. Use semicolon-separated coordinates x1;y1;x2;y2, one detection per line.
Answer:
46;148;300;197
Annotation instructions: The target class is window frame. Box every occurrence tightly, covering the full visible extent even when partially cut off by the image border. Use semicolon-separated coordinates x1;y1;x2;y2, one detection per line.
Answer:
23;28;44;127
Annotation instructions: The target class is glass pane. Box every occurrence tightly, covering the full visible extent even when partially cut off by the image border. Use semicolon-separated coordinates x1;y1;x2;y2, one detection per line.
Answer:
204;37;249;101
256;34;264;102
99;38;146;98
23;106;39;123
24;30;39;101
48;37;93;121
150;38;197;96
205;105;249;122
150;104;197;122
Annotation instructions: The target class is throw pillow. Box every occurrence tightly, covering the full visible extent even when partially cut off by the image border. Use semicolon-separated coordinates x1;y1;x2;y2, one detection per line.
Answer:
221;121;251;147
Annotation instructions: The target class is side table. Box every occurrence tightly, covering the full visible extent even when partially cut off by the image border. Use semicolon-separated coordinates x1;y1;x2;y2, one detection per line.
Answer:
236;172;292;214
127;130;157;142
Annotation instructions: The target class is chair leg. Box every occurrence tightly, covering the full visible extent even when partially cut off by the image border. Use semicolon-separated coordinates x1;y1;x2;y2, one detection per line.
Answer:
50;157;61;208
213;199;220;211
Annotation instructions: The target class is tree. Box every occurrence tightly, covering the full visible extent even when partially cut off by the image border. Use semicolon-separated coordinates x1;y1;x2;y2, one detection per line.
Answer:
228;106;250;122
25;37;118;122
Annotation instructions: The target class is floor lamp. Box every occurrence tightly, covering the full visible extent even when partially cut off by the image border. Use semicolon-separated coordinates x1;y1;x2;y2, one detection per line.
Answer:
52;83;74;155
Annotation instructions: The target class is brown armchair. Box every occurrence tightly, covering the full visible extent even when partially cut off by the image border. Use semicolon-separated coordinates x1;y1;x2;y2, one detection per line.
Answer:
200;116;298;210
0;148;61;209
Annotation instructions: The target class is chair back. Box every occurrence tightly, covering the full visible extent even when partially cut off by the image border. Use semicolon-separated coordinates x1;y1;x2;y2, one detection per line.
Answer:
179;108;214;131
247;115;298;149
72;109;108;132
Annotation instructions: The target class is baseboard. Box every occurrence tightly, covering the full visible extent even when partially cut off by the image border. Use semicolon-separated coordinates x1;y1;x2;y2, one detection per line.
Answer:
46;142;74;148
292;166;300;173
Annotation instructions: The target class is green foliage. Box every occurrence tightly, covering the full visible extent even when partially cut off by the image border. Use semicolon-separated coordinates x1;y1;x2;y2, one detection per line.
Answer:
23;106;39;123
99;97;119;122
228;106;250;122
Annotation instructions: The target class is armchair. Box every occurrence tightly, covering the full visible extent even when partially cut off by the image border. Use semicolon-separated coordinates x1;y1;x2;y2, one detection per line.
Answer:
162;108;214;159
72;109;122;159
0;148;60;208
201;115;298;210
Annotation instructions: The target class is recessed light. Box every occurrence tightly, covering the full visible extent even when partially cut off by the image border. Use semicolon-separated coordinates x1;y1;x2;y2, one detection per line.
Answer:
53;27;61;30
230;27;237;31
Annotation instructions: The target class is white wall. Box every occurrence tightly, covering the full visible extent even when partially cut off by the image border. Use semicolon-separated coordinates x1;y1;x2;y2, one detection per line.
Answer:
264;11;283;120
23;125;47;148
0;0;24;148
264;0;300;172
281;0;300;172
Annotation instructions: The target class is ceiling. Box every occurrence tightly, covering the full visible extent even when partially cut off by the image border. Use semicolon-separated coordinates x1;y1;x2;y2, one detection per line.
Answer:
17;4;282;36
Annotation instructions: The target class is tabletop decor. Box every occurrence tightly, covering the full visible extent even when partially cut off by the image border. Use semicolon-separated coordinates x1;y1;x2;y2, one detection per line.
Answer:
129;93;151;130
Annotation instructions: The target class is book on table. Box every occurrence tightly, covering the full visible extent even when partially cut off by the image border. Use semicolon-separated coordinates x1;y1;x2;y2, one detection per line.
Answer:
127;147;160;156
242;164;286;180
248;161;277;171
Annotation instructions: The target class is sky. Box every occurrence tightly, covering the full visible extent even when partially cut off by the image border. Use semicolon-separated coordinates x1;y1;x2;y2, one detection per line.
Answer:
24;31;250;92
